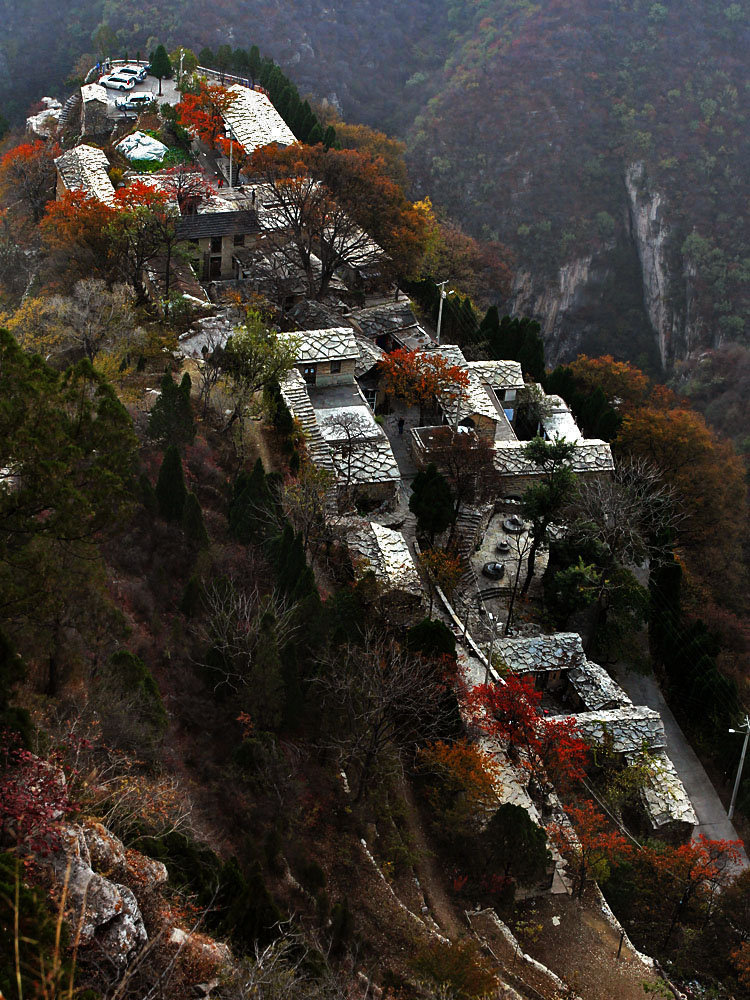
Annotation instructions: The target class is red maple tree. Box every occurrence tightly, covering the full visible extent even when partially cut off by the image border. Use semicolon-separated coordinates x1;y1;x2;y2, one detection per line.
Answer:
0;139;60;224
378;348;470;424
178;82;238;147
550;800;632;899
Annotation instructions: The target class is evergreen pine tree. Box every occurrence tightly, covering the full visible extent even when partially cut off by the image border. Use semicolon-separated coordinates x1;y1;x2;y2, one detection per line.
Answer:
150;44;172;96
307;123;324;145
148;371;195;448
156;445;187;521
409;464;455;541
323;125;337;150
229;458;271;543
182;491;209;548
198;47;215;68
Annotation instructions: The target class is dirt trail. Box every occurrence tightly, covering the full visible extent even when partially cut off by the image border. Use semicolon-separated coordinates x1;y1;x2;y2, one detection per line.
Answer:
399;778;466;939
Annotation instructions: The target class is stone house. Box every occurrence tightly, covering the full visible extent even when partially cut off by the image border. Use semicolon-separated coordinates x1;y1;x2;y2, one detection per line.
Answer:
55;144;115;204
287;327;360;388
176;209;261;280
494;632;587;693
493;439;615;497
80;84;110;138
221;85;296;158
344;519;423;623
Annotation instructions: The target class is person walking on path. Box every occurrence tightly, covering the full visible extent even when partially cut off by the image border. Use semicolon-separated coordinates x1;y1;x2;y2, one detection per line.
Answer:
397;417;405;435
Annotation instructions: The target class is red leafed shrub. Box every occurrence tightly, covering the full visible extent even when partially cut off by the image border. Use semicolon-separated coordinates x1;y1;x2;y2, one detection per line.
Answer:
0;733;75;857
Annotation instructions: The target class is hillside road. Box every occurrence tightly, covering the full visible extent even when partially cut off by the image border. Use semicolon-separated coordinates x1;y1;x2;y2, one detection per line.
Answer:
616;667;749;867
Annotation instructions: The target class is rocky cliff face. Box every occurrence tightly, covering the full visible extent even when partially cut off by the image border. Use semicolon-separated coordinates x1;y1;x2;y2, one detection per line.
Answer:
624;163;706;369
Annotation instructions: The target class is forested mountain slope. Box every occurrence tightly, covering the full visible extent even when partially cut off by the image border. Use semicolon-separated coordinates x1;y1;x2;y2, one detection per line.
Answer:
1;0;748;372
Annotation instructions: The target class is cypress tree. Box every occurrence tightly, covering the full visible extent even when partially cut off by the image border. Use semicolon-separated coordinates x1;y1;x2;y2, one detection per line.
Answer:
0;630;33;747
229;458;271;543
156;445;187;521
182;491;209;548
307;123;324;145
148;371;195;448
409;464;454;541
139;471;158;514
248;45;261;85
323;125;337;149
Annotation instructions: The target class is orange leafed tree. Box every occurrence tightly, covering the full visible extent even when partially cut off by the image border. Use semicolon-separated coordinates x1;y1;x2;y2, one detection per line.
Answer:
616;402;747;595
378;347;470;423
417;738;503;837
178;82;238;146
568;354;650;411
0;140;60;224
250;142;429;297
41;190;118;288
418;547;463;616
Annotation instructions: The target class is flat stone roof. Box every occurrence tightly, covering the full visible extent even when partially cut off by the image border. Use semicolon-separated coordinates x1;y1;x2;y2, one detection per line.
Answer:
317;404;380;443
497;632;586;674
223;85;296;156
55;144;115;204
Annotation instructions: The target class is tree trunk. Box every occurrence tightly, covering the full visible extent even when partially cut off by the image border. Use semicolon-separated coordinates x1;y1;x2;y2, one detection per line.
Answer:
521;535;540;596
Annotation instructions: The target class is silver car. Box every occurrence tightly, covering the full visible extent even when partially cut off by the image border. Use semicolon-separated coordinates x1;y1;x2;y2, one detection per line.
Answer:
118;64;148;83
100;73;136;91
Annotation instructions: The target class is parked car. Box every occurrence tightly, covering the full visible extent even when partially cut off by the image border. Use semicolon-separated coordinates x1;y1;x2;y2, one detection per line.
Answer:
100;73;136;91
117;64;148;82
115;93;152;112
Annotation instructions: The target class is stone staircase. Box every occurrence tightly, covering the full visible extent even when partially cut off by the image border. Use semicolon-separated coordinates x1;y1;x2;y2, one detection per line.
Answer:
57;92;82;141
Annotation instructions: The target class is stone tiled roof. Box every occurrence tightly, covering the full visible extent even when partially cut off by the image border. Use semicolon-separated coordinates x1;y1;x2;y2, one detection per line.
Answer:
55;144;115;204
567;660;632;712
541;394;584;444
468;360;525;393
330;436;400;485
498;632;586;674
81;83;108;104
347;521;422;597
631;750;698;830
222;85;296;155
289;327;360;364
351;301;421;339
429;345;507;426
493;439;615;475
354;335;385;378
176;210;260;240
279;369;336;476
571;706;667;754
288;299;349;331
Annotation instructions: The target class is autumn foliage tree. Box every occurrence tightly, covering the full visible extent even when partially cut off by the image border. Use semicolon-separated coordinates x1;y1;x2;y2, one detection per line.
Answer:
378;347;470;424
0;140;59;224
467;676;588;789
550;800;631;899
250;142;428;297
40;190;118;288
416;738;503;839
178;81;238;147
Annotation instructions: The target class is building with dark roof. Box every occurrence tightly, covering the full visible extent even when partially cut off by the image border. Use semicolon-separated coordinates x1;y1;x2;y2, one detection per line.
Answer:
176;209;261;280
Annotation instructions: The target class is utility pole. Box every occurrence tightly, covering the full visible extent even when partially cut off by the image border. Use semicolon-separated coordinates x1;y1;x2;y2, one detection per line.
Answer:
728;715;750;820
436;279;449;345
179;49;184;87
484;611;497;686
225;124;234;189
